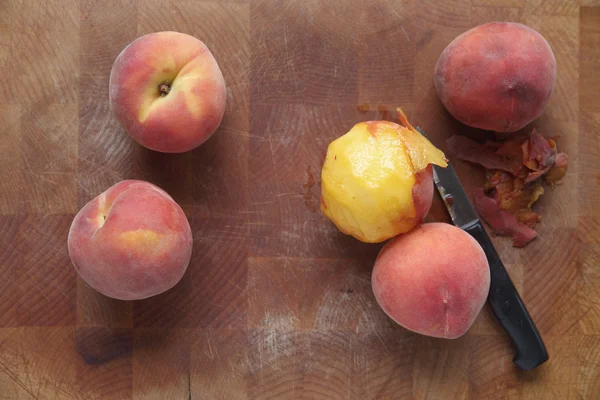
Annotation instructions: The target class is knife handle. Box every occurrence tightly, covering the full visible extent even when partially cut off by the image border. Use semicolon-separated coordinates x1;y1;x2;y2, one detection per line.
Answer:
465;222;549;370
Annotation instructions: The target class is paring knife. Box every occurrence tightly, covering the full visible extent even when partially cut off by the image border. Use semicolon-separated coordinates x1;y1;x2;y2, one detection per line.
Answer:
417;128;549;370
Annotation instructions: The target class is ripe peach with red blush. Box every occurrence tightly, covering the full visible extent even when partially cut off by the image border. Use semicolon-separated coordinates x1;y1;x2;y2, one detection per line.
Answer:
434;22;556;132
67;180;193;300
109;31;227;153
372;223;491;339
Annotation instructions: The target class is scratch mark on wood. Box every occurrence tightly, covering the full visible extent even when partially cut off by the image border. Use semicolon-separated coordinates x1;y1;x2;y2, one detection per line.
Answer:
285;305;301;323
221;126;268;141
387;0;411;43
188;370;192;400
266;124;287;232
226;277;245;293
78;157;121;177
21;171;58;186
23;270;54;304
204;330;220;360
0;357;38;400
368;314;390;355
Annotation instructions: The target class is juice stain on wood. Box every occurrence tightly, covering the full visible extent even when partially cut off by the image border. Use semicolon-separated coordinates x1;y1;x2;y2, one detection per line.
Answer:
357;103;393;121
357;103;370;112
303;165;319;213
377;104;391;121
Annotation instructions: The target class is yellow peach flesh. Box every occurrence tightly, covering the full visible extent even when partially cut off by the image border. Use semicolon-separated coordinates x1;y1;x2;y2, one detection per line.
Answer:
320;109;447;243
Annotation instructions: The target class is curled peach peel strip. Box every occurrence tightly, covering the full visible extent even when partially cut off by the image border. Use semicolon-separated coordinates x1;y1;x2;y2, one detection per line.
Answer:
394;107;449;170
396;107;416;132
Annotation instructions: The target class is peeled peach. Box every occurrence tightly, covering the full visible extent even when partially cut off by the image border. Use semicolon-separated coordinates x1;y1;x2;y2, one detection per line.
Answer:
320;110;447;243
434;22;556;132
372;223;491;339
109;31;227;153
67;180;193;300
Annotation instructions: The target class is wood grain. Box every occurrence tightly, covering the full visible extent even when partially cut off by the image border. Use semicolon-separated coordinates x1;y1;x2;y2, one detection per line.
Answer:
0;0;598;398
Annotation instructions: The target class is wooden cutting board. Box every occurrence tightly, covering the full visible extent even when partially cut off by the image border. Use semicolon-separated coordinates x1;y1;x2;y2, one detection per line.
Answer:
1;0;598;398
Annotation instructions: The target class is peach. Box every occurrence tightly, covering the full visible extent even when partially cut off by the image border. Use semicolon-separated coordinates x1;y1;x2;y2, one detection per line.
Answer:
320;110;448;243
434;22;557;132
67;180;193;300
371;223;490;339
109;31;227;153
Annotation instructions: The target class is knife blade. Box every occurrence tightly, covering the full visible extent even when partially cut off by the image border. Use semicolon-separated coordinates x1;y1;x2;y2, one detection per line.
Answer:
417;127;549;370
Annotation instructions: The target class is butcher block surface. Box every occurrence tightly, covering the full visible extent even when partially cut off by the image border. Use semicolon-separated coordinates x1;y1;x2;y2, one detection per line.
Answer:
1;0;599;399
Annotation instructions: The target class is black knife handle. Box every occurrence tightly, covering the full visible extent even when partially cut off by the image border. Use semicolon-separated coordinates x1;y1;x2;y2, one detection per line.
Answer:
465;222;549;370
